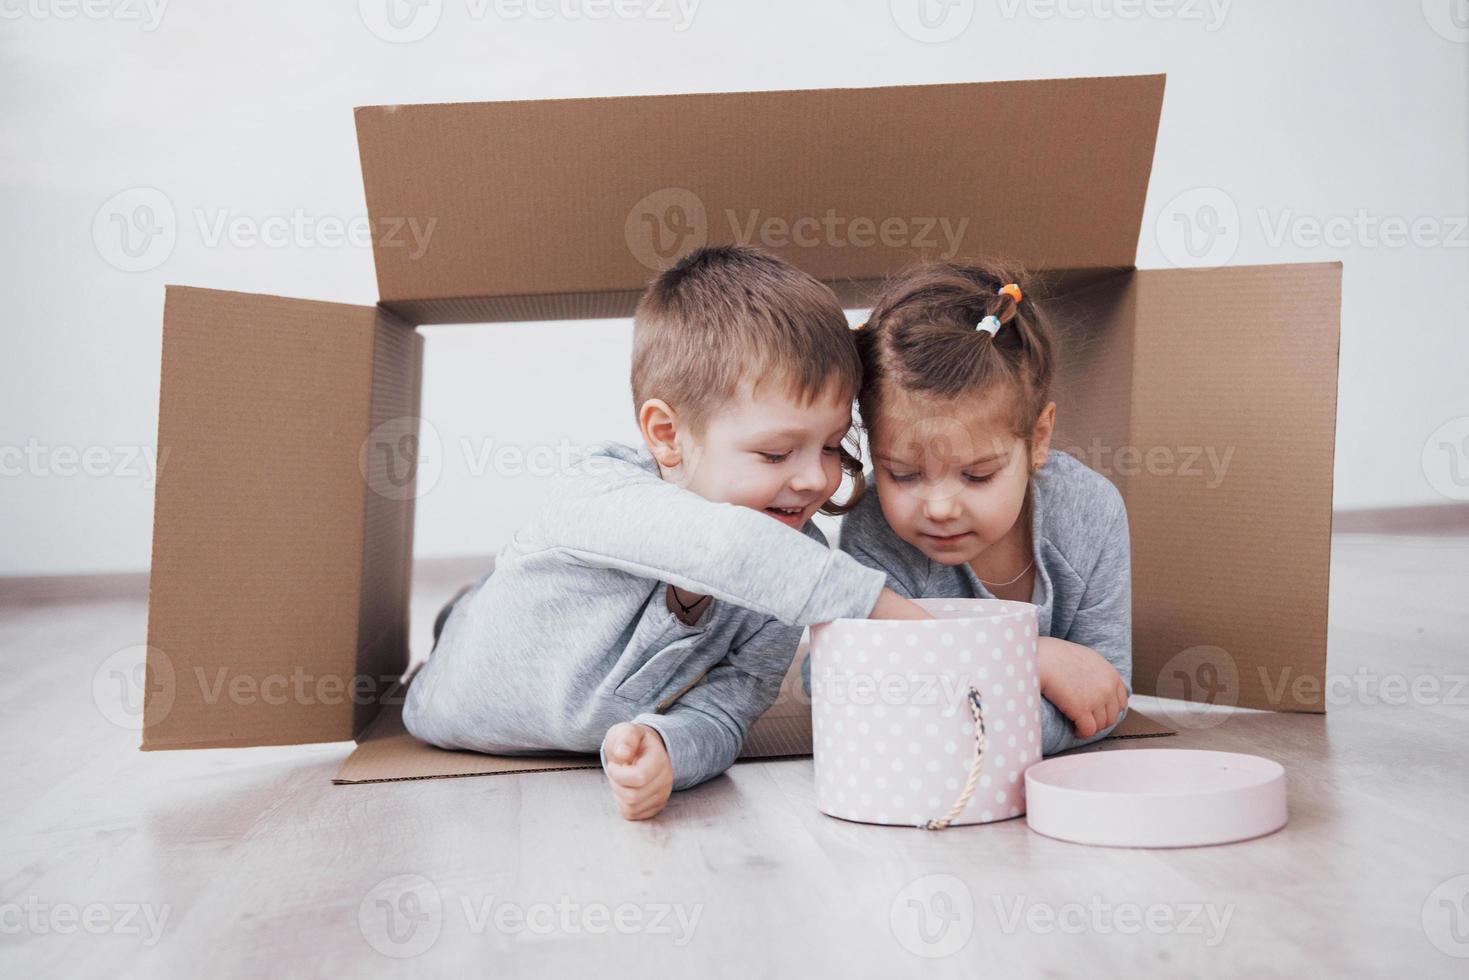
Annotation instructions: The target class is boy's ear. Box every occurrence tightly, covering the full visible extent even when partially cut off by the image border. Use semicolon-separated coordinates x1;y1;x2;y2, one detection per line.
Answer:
1030;402;1057;470
639;398;683;467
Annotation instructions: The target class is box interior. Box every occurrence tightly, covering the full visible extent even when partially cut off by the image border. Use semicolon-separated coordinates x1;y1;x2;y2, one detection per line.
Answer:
143;73;1341;782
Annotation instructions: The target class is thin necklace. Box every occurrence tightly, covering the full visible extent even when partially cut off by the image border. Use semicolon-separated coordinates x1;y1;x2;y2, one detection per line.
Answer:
977;557;1035;589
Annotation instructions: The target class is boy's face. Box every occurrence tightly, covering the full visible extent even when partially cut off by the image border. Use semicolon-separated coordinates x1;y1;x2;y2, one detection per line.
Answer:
647;381;854;530
870;389;1052;566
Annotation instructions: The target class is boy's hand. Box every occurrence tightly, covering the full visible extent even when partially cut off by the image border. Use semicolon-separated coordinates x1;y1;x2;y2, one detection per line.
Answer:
602;722;674;821
1037;637;1128;739
869;587;933;621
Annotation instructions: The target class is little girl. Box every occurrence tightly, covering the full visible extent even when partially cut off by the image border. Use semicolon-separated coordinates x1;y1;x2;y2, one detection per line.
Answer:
838;261;1131;755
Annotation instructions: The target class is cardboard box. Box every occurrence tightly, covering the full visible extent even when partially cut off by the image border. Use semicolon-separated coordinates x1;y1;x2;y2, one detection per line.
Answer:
142;74;1339;783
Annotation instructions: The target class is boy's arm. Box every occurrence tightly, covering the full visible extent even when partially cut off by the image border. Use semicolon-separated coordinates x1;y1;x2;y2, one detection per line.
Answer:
1041;503;1134;754
626;617;800;792
520;451;887;625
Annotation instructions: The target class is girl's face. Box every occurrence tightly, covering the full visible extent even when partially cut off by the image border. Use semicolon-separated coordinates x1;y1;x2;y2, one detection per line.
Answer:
870;389;1054;567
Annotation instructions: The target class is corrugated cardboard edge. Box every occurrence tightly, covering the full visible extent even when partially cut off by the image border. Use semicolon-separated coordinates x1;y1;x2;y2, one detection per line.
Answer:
332;644;1174;784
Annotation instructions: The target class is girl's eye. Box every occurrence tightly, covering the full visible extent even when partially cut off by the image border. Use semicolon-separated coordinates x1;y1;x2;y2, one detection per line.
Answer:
963;473;994;484
822;444;841;455
760;452;790;463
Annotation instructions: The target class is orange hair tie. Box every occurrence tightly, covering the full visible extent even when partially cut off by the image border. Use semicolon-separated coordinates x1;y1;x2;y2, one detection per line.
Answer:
998;283;1023;305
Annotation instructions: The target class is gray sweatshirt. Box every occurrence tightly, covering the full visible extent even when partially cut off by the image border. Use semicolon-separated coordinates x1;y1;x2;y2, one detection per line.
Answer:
402;440;890;791
834;449;1133;754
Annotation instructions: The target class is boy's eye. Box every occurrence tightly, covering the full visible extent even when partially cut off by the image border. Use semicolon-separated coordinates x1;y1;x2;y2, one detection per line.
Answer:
963;473;994;484
886;469;919;484
760;452;790;463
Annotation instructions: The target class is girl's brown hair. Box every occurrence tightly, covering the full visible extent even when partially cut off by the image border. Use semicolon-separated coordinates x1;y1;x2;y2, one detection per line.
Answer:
852;261;1056;458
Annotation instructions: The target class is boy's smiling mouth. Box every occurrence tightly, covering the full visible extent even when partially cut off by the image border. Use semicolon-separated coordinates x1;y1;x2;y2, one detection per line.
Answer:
763;503;810;527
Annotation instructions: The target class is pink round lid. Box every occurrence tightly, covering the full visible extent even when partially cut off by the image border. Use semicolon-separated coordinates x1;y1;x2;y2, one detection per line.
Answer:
1024;749;1288;848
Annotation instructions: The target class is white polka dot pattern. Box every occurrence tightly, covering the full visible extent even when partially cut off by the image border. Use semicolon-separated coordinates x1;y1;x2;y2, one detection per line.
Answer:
809;598;1041;827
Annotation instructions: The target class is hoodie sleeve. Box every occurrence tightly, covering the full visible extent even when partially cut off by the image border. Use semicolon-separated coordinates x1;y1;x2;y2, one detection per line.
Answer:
510;447;888;627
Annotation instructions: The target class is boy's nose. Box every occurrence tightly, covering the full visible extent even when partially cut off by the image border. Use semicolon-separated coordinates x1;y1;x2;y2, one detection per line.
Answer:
789;457;827;491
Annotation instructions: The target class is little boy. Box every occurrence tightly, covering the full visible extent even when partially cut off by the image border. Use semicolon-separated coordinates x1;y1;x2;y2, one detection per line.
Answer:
403;245;928;820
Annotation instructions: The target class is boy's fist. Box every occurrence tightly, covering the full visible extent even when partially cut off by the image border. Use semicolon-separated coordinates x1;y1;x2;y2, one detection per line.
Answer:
602;722;674;821
1037;637;1128;740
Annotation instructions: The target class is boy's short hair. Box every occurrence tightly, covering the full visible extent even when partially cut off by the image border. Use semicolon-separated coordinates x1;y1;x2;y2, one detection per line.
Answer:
630;245;861;437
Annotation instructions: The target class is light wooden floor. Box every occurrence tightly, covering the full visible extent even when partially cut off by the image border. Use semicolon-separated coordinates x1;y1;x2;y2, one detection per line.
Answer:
2;534;1467;977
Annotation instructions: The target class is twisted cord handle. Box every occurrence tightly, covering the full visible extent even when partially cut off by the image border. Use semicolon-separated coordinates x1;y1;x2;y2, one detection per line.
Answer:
918;687;986;831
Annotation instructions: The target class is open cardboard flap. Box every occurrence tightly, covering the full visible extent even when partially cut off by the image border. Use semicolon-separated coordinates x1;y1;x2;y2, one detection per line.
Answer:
332;639;1174;784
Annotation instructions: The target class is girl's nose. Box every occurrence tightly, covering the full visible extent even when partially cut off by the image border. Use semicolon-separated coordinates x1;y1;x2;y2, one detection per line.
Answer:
923;491;960;521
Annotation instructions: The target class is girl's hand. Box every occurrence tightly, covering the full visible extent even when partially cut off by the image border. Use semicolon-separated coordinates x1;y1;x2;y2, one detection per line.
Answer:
869;587;933;621
1036;637;1128;739
602;722;674;820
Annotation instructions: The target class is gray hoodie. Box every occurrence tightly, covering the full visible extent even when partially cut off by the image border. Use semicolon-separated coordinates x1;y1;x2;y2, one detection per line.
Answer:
402;440;889;790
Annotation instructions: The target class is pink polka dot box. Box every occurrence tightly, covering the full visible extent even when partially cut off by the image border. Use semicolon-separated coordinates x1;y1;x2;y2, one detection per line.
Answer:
809;597;1042;829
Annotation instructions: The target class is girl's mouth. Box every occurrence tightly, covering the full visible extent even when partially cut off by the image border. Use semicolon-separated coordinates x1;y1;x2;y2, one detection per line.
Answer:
922;531;973;546
765;505;805;525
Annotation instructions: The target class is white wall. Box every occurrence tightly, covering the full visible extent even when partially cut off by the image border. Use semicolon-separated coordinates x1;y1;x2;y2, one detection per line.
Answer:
3;1;1466;575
